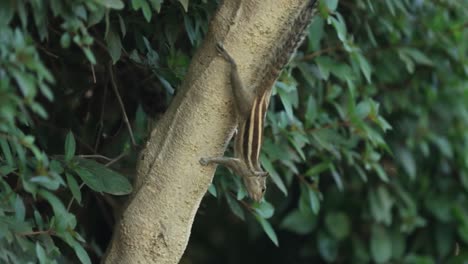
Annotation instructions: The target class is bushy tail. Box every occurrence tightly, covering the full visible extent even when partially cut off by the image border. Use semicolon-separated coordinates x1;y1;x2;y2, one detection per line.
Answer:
255;0;318;94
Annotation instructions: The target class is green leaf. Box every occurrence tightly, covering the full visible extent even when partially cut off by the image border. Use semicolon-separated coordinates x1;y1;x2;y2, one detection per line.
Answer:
277;86;295;120
328;13;347;42
64;131;76;162
354;164;368;182
327;84;343;101
384;0;395;16
60;33;71;48
34;210;44;230
305;161;331;177
36;242;47;264
325;211;350;240
67;173;82;205
88;8;106;26
430;136;453;158
376;116;392;132
236;184;248;200
372;163;389;182
207;184;217;197
30;176;61;190
38;83;54;101
330;63;353;82
118;14;126;37
16;2;27;27
71;240;91;264
305;96;317;124
330;165;343;191
132;0;152;22
356;53;372;83
325;0;338;12
391;230;406;259
38;190;67;216
400;48;433;66
148;0;163;12
308;17;324;51
178;0;189;12
356;100;371;119
369;186;394;225
11;139;26;169
252;201;275;219
315;56;333;80
15;195;26;221
157;75;174;95
398;49;415;73
83;47;96;65
318;0;330;18
0;165;15;176
73;157;132;195
0;0;14;26
397;148;416;180
38;190;77;233
99;0;124;9
318;231;338;262
256;216;279;246
106;27;122;64
184;15;195;45
371;225;392;263
260;156;287;195
226;194;244;221
0;215;33;234
403;255;435;264
289;132;309;160
12;71;36;98
74;5;87;20
0;139;14;166
308;188;320;214
280;209;317;235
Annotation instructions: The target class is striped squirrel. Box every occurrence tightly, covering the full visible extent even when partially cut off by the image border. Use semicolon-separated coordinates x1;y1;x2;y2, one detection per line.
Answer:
200;1;318;201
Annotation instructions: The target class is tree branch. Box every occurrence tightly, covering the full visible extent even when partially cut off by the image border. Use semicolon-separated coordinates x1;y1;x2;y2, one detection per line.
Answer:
103;1;313;263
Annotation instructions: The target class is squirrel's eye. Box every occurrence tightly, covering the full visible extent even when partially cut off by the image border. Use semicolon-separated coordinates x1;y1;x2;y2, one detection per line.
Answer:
261;187;266;193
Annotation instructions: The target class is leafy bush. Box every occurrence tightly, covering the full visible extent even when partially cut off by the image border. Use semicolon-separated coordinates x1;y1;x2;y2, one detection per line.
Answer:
0;0;466;263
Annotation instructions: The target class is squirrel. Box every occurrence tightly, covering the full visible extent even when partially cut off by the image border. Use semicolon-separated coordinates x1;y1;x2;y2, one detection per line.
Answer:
200;1;318;202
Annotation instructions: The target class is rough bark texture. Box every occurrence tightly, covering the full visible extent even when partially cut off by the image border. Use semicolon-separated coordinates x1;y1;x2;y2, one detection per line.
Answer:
103;0;307;263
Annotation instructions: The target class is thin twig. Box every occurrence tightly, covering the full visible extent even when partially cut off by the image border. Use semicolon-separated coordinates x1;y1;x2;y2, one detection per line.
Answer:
16;229;54;237
77;154;112;161
94;81;109;152
296;174;319;192
108;63;137;147
66;182;86;211
229;191;252;211
301;45;343;61
91;63;96;83
0;132;14;140
66;197;74;211
105;151;127;167
307;119;351;133
37;45;59;59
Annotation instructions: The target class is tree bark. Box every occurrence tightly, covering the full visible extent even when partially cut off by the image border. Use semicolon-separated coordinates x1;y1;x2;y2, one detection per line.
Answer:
103;0;308;263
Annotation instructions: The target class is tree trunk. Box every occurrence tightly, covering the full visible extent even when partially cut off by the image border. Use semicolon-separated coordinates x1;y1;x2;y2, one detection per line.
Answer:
103;0;309;263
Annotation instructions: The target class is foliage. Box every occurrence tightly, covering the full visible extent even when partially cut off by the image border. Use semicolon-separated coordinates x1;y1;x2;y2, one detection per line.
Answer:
187;0;468;263
0;0;466;263
0;0;210;262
